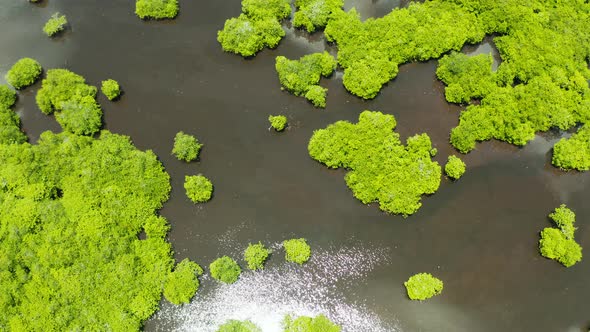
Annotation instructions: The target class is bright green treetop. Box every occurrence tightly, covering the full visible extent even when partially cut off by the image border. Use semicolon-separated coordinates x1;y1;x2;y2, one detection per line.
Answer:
552;126;590;171
135;0;178;19
184;175;213;203
269;115;287;132
43;12;67;37
217;319;262;332
218;14;285;57
244;242;271;270
0;85;17;109
404;273;444;301
101;79;121;101
283;314;341;332
539;204;582;267
163;259;204;305
5;58;43;89
210;256;242;284
445;155;466;180
293;0;344;33
283;238;311;265
172;131;203;162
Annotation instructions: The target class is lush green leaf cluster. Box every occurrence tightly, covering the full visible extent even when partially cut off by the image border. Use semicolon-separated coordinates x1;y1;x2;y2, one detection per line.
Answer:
101;79;121;101
0;129;178;330
539;204;582;267
436;52;496;104
283;238;311;265
552;126;590;171
210;256;242;284
0;86;27;145
218;0;289;57
244;242;271;270
293;0;344;33
275;52;336;107
0;85;16;109
308;110;441;216
404;273;444;301
163;259;204;305
5;58;43;90
269;115;287;132
445;155;466;180
172;131;203;162
184;175;213;203
217;319;262;332
135;0;178;20
283;314;341;332
43;13;67;37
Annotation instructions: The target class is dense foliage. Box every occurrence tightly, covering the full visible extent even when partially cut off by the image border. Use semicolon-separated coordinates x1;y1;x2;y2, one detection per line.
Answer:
283;314;341;332
0;129;180;330
275;52;336;108
217;319;262;332
101;79;121;101
244;242;271;270
172;131;202;162
404;273;444;301
184;175;213;203
43;12;67;37
163;259;203;305
283;238;311;265
308;111;441;216
0;86;27;145
218;0;289;57
539;204;583;267
552;126;590;171
436;52;496;104
293;0;343;33
445;155;466;180
210;256;242;284
5;58;43;89
269;115;287;132
0;85;16;109
135;0;179;19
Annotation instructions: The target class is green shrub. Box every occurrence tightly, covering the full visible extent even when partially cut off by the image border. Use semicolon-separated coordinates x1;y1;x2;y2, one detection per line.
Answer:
436;52;496;104
172;131;202;162
539;204;582;267
308;110;441;216
54;96;102;136
0;106;27;145
210;256;241;284
217;319;262;332
0;85;17;109
268;115;287;132
549;204;577;239
101;79;121;101
184;175;213;203
35;69;97;115
282;314;341;332
552;126;590;171
242;0;291;21
5;58;43;89
217;14;285;57
293;0;344;33
304;85;327;108
404;273;444;301
163;259;204;305
244;242;271;270
445;155;466;180
135;0;178;19
283;238;311;265
43;12;67;37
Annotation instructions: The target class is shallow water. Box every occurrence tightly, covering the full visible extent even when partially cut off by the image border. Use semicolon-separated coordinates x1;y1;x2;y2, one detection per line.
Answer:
0;0;589;331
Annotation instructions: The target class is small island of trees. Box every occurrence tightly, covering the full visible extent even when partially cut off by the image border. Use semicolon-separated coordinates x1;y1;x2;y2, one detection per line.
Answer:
539;205;583;267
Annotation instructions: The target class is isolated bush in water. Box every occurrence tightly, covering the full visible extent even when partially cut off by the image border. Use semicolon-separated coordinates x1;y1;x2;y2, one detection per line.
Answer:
172;131;203;162
0;85;17;109
164;259;204;305
404;273;444;300
210;256;242;284
217;319;262;332
308;110;441;216
269;115;287;132
283;314;341;332
539;204;582;267
218;15;285;57
43;12;67;37
101;79;121;101
244;242;271;270
445;155;466;180
5;58;43;89
283;238;311;264
293;0;344;33
135;0;178;19
184;175;213;203
552;126;590;171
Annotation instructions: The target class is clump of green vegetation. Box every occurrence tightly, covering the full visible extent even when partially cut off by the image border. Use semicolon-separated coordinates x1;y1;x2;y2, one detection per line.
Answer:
135;0;178;19
445;155;466;180
269;115;287;132
217;319;262;332
308;111;441;216
283;238;311;265
404;273;444;301
210;256;242;284
184;175;213;203
244;242;271;270
218;0;290;57
0;85;17;109
0;85;27;145
163;259;203;305
0;129;178;330
436;52;496;104
54;96;102;135
539;204;582;267
293;0;344;33
283;314;341;332
43;12;67;37
552;126;590;171
275;52;336;108
172;131;203;162
5;58;43;89
101;79;121;101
